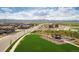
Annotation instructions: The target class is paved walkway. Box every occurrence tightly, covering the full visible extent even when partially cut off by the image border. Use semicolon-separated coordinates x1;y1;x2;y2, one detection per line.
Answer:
63;40;79;48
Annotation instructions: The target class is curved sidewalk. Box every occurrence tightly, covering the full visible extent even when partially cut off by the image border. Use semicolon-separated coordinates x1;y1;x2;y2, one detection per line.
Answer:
9;24;43;52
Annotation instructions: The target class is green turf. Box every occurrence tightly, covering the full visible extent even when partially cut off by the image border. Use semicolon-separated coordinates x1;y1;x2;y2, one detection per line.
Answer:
14;34;79;52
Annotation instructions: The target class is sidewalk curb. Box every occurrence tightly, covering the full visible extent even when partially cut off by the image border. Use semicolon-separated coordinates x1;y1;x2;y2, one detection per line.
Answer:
9;33;30;52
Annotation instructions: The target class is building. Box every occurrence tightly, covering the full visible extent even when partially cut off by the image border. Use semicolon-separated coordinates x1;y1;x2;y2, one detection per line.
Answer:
51;33;62;40
0;25;15;34
49;24;59;28
18;24;34;29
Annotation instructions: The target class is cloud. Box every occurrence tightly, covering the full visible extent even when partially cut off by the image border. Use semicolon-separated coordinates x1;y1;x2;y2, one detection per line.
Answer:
0;7;79;20
1;8;13;12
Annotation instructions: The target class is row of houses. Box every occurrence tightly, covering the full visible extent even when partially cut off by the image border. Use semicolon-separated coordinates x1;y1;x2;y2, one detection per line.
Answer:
0;23;35;34
49;24;59;28
18;24;35;29
0;25;15;34
37;24;59;30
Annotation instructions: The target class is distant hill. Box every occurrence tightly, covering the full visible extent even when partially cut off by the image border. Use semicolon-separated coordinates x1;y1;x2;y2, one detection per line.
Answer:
0;19;50;23
0;19;79;23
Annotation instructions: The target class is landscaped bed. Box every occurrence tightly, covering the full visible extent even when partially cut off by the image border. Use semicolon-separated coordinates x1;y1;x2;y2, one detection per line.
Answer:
14;34;79;52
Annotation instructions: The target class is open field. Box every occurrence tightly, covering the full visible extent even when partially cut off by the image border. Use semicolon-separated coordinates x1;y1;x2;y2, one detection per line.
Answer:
14;34;79;52
56;22;79;27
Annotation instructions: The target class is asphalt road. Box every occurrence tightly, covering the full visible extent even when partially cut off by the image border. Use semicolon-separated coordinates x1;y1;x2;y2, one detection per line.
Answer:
0;30;27;52
0;24;42;52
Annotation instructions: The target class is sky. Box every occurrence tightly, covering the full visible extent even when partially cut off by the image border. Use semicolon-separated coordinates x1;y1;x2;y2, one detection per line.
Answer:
0;7;79;20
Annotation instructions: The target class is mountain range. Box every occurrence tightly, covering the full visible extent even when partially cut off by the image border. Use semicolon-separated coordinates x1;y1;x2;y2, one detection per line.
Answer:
0;19;79;23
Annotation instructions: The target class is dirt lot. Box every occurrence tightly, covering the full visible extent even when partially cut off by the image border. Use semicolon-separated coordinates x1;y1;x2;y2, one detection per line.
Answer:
36;33;66;45
71;39;79;45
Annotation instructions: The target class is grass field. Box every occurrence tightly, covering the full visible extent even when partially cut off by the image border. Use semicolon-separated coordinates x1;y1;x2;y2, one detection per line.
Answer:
14;34;79;52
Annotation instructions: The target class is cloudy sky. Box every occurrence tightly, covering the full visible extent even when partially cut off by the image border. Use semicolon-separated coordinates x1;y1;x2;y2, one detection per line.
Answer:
0;7;79;20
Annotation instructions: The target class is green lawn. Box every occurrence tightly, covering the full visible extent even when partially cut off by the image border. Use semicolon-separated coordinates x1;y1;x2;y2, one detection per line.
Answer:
14;34;79;52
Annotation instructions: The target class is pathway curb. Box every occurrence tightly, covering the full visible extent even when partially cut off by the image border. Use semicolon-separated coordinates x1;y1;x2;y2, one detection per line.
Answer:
9;33;30;52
